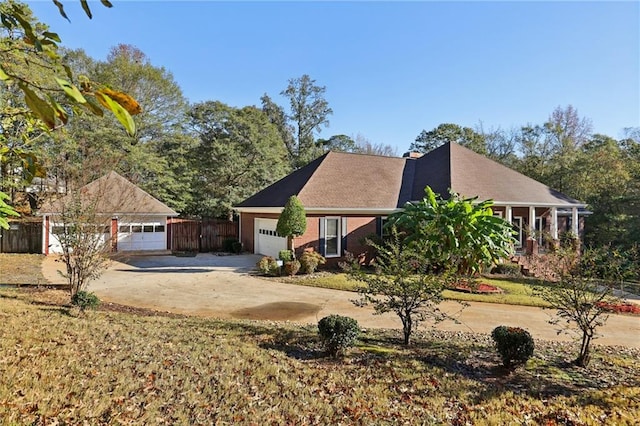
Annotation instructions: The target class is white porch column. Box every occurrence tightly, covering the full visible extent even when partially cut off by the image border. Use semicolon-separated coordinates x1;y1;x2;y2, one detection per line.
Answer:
505;205;513;224
528;206;536;238
571;206;579;236
551;207;558;240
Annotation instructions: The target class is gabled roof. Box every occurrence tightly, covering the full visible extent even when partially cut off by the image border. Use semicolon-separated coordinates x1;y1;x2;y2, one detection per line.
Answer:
236;143;585;211
412;142;583;205
237;151;407;209
39;171;178;216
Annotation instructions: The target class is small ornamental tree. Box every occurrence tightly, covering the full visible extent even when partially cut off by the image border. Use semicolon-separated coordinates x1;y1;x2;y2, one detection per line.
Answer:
345;228;456;345
534;247;632;367
276;195;307;254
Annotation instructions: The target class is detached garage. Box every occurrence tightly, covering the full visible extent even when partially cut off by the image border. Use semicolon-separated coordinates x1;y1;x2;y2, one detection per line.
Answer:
39;171;178;255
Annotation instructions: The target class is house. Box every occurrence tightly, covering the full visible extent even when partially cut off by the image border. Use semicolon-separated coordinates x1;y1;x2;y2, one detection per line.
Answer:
235;142;587;262
38;171;179;255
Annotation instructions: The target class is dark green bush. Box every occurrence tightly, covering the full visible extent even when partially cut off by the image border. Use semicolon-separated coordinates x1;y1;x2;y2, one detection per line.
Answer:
491;325;535;367
256;256;279;276
300;250;326;274
71;291;100;312
284;260;301;276
278;250;294;262
491;263;522;277
223;238;242;253
318;315;360;357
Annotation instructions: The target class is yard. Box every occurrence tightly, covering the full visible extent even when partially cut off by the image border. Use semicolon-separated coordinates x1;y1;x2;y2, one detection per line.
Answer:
0;254;639;423
0;287;639;424
270;272;552;308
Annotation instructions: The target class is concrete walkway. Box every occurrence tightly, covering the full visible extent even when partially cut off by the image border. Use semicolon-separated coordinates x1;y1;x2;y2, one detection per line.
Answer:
42;254;640;348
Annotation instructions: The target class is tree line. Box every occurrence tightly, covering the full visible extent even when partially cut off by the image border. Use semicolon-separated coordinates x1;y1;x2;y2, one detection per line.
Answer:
1;1;637;251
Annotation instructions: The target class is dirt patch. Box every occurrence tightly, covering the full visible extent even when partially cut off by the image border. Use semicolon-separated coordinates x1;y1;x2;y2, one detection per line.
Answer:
0;254;47;285
231;302;322;321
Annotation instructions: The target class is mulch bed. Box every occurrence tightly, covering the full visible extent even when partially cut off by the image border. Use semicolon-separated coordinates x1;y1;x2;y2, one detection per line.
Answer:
597;301;640;316
453;282;504;294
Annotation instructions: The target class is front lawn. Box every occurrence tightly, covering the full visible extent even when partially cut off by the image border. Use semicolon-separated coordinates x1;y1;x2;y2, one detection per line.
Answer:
273;272;550;307
0;288;638;424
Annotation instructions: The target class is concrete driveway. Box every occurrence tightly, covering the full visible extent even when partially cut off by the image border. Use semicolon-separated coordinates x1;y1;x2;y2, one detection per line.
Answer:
43;253;640;348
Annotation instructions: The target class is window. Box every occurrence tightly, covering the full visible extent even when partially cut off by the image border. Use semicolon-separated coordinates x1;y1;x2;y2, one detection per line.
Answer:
119;225;130;233
379;216;391;240
324;218;340;257
143;225;154;233
132;225;143;233
155;225;165;232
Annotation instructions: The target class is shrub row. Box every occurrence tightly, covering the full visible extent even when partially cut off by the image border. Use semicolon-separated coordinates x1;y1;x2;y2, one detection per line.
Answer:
256;250;326;276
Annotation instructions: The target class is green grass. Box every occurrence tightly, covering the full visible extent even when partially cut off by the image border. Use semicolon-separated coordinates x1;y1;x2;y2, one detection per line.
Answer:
0;288;638;425
275;272;551;307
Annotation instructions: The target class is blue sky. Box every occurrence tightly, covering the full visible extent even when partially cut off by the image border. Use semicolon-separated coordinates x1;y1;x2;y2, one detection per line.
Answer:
28;1;639;154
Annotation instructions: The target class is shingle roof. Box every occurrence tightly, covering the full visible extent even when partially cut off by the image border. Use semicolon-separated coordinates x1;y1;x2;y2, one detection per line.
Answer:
236;143;584;210
411;142;583;205
39;171;178;216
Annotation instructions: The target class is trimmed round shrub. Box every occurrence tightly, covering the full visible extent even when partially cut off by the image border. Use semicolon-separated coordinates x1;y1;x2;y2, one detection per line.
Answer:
491;325;535;367
278;250;294;262
318;314;360;357
284;260;301;276
71;291;100;312
256;256;279;276
300;250;326;274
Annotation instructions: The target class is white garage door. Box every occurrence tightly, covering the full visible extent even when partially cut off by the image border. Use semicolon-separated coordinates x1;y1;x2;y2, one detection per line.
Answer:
118;223;166;251
254;218;286;258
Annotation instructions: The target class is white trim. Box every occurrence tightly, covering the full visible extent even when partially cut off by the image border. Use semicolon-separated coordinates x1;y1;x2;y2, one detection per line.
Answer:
492;201;587;208
513;216;524;248
551;207;558;240
323;217;341;258
235;206;401;215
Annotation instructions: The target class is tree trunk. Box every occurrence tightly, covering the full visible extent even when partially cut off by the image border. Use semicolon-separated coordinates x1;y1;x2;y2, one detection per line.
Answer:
576;331;592;367
402;315;412;345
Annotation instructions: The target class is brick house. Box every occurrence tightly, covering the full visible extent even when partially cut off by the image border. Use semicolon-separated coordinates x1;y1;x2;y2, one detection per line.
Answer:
235;142;587;262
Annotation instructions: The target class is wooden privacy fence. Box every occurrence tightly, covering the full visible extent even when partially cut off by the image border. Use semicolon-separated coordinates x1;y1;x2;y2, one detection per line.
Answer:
0;220;42;254
171;219;238;252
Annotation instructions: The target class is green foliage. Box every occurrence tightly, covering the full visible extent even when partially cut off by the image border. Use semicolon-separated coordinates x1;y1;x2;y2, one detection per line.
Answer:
317;314;360;357
491;326;535;368
256;256;279;276
299;250;326;274
71;290;100;312
188;101;290;219
491;263;522;277
222;238;242;254
0;192;19;229
387;186;516;275
263;74;332;168
276;196;307;246
278;250;294;262
0;2;138;136
284;260;301;277
346;228;453;345
411;123;487;155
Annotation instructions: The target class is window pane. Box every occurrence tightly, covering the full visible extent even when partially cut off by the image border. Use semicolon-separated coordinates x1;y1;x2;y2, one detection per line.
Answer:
325;218;339;256
155;225;165;232
326;236;338;256
326;219;338;237
143;225;154;233
118;225;129;233
132;226;142;233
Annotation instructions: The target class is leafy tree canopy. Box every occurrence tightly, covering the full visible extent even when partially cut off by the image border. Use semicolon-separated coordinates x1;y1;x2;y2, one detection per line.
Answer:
187;101;290;219
410;123;487;155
